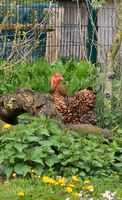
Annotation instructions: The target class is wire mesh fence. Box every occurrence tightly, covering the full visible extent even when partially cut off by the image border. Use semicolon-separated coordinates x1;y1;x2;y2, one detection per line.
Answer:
0;0;121;63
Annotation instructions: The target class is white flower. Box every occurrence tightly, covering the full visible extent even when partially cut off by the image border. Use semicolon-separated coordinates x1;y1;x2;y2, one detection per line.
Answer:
66;198;70;200
101;191;116;200
111;192;116;197
57;176;61;179
78;191;83;197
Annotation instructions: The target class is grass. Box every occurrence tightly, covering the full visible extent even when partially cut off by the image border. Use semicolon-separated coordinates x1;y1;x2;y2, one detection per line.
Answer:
0;175;122;200
0;178;74;200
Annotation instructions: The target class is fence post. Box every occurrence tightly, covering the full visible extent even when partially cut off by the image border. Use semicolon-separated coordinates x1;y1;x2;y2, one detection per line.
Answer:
87;0;98;64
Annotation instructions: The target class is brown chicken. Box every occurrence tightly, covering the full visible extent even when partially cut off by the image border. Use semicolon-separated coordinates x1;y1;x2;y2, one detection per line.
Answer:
50;73;96;125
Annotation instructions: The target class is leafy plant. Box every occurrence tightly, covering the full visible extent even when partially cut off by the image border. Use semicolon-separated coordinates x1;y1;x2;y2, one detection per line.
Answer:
0;59;97;95
0;114;122;178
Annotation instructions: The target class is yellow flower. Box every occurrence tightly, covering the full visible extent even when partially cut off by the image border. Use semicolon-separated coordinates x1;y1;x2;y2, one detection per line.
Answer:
58;177;66;185
17;191;25;197
12;172;17;178
86;185;94;191
42;176;57;185
60;183;65;186
73;192;79;197
67;184;75;188
71;176;78;182
54;181;59;185
4;180;10;186
42;176;51;183
31;169;36;173
84;180;90;184
66;187;73;193
2;123;11;129
48;178;56;184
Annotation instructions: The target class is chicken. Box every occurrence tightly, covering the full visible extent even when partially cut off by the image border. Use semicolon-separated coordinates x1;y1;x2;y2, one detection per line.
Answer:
50;73;96;125
50;73;68;115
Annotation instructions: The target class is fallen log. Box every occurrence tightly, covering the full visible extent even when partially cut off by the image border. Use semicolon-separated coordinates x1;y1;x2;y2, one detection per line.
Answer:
0;88;114;138
66;124;115;139
0;88;62;124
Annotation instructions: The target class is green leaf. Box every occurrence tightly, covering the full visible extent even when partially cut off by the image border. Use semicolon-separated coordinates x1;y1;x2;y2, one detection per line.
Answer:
4;166;13;178
13;143;28;153
117;129;122;134
93;161;103;168
35;164;44;176
27;136;39;142
30;147;44;165
14;163;30;176
45;155;59;167
0;154;4;164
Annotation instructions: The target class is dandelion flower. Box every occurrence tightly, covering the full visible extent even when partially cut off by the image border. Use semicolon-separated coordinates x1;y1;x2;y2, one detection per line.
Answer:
86;185;94;191
58;177;66;185
42;176;57;185
60;183;65;186
48;178;57;184
31;169;36;173
12;172;17;178
2;123;11;129
71;176;78;182
84;180;90;184
66;187;73;193
17;191;25;197
42;176;51;183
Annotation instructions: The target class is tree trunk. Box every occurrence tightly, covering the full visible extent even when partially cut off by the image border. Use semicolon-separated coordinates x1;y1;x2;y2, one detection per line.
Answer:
104;2;122;109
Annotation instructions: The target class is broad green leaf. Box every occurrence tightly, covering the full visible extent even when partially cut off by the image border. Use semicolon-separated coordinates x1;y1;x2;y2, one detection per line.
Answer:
30;147;44;165
39;128;50;136
4;166;13;178
45;155;59;167
14;163;30;176
13;143;28;153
